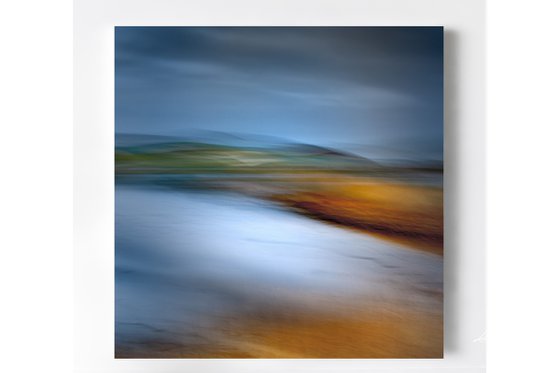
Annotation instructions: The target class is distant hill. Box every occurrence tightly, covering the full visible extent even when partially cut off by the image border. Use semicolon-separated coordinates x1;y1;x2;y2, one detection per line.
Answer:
115;133;190;147
115;132;442;174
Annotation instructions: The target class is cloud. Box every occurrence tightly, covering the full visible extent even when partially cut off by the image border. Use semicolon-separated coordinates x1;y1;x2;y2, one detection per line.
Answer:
115;27;443;161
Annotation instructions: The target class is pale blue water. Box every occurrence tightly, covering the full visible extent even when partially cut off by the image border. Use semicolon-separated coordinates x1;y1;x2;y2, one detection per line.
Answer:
115;184;442;352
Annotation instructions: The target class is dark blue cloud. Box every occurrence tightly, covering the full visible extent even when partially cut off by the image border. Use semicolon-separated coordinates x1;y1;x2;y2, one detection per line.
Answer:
116;27;443;161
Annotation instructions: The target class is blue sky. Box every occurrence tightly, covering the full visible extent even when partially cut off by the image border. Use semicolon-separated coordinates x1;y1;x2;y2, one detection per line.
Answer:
116;27;443;161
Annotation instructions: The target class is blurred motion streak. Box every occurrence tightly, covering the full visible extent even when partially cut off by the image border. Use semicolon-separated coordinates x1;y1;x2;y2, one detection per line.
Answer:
115;134;443;358
115;26;443;358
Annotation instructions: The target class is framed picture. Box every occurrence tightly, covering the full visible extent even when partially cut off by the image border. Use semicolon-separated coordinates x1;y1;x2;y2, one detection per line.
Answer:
115;25;444;359
75;0;485;372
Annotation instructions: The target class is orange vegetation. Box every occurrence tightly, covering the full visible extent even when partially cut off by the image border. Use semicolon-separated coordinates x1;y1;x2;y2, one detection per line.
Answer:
271;180;443;254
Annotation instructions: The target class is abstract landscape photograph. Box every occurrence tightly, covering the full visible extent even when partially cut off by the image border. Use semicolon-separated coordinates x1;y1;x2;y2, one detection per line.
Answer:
115;26;444;358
